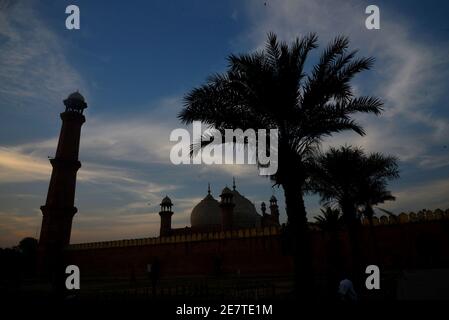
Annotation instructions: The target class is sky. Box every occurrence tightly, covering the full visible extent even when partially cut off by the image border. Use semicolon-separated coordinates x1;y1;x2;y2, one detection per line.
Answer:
0;0;448;247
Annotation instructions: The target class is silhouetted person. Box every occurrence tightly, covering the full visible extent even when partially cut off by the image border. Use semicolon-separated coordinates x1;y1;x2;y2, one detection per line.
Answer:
338;274;358;302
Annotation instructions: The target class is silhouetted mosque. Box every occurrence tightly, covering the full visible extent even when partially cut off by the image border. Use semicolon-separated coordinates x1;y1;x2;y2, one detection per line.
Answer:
159;180;280;237
37;93;449;295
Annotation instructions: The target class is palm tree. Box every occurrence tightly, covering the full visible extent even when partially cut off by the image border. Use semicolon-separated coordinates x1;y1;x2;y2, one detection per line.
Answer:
314;207;344;296
358;153;399;225
308;146;399;275
309;146;398;222
179;33;383;296
360;183;396;223
359;166;398;263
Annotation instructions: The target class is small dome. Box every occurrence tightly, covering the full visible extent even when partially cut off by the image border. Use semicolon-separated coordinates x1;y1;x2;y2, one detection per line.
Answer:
64;91;87;112
161;195;172;206
67;91;85;102
191;193;221;228
221;186;233;196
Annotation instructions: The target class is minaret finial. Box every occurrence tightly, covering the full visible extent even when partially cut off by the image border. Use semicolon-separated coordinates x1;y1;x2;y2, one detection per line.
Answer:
232;177;236;190
208;183;211;195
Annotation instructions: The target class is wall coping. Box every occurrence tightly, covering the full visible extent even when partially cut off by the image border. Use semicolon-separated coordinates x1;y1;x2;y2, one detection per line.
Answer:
360;208;449;226
67;208;449;251
67;226;281;250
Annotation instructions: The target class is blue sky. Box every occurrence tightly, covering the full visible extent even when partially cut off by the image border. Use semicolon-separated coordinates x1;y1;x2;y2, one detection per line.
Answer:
0;0;448;247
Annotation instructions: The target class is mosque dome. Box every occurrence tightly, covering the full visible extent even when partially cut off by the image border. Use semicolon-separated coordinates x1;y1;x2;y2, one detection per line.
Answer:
190;182;262;229
220;186;233;196
231;189;261;228
190;193;221;228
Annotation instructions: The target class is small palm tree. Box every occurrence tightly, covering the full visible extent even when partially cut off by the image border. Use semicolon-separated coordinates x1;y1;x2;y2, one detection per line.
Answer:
308;145;399;274
179;33;383;297
360;182;396;225
314;207;345;296
309;146;398;225
314;207;344;232
358;153;399;225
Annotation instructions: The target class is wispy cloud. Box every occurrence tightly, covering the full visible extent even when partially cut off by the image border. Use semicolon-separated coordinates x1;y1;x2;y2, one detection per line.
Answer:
0;209;41;246
381;178;449;213
239;0;449;217
0;1;87;110
242;0;449;164
0;146;50;182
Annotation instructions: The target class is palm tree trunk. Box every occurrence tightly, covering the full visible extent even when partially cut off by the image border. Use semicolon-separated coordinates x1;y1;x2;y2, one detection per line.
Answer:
283;178;312;300
327;229;343;299
366;206;379;262
342;203;362;289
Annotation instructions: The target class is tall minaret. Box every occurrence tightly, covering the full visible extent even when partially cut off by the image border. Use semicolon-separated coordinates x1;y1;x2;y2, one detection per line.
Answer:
37;92;87;276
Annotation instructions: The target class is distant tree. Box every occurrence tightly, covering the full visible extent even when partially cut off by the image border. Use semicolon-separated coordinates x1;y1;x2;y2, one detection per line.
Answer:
0;237;38;287
0;248;21;288
18;237;38;256
309;146;398;226
18;237;38;276
314;207;345;296
314;207;344;232
179;33;383;298
357;154;399;226
308;146;399;274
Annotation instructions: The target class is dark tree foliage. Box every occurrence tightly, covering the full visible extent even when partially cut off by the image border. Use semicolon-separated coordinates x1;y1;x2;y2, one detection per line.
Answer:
179;33;383;298
0;237;38;289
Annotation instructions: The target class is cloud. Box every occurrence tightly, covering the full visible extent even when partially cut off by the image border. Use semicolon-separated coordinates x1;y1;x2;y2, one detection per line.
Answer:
0;209;41;247
381;178;449;213
0;1;87;110
0;146;50;182
0;139;182;246
238;0;449;219
241;0;449;165
0;145;166;186
70;212;160;244
0;2;275;246
70;195;202;244
0;91;273;245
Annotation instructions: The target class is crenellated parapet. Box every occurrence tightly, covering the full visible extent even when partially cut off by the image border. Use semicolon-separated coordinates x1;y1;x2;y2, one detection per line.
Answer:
67;225;280;251
361;208;449;226
67;208;449;251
